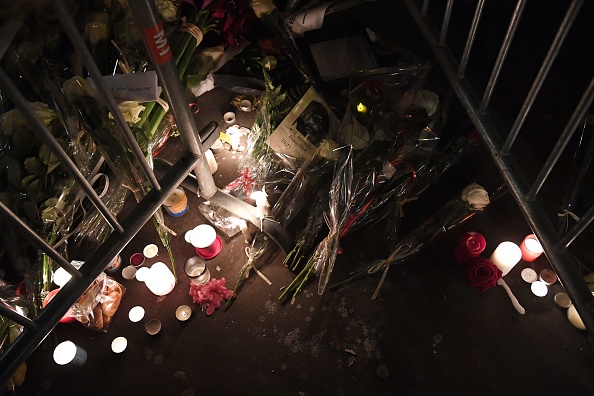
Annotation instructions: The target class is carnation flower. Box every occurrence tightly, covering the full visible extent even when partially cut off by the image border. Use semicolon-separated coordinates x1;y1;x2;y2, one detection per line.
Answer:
464;257;502;292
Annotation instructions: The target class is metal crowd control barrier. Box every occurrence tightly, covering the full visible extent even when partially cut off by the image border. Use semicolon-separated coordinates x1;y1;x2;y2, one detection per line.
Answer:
0;0;292;383
403;0;594;337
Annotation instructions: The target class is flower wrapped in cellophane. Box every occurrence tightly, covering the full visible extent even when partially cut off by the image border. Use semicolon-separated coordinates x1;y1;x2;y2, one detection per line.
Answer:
280;63;448;302
333;183;491;299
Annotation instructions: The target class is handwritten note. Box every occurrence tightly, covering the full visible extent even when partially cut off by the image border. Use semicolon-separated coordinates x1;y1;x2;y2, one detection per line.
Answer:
87;71;160;102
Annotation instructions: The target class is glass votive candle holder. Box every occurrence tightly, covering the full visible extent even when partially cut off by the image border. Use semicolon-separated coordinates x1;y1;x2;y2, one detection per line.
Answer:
187;224;222;259
184;256;211;285
520;234;544;262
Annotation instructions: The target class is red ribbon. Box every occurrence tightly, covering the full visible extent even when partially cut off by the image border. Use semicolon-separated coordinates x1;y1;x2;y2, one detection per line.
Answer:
226;167;257;202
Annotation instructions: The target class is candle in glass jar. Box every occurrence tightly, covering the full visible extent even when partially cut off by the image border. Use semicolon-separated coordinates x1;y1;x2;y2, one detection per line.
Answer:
489;241;522;276
454;231;486;265
520;234;543;262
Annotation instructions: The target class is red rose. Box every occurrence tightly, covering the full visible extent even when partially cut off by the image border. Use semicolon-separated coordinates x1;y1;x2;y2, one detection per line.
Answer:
464;257;502;292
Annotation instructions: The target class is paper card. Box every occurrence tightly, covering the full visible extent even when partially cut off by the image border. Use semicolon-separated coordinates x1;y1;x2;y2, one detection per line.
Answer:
285;3;330;37
0;22;23;61
266;86;339;160
87;71;159;102
309;33;377;82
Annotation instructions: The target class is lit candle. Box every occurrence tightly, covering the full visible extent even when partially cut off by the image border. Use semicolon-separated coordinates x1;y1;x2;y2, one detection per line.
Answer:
454;231;486;265
530;280;548;297
176;305;192;321
143;244;159;259
357;102;367;113
567;304;586;330
111;337;127;353
163;188;189;217
489;241;522;276
135;267;150;282
205;149;218;174
187;224;222;260
53;341;87;367
520;234;543;262
145;262;176;296
53;267;72;287
128;306;145;322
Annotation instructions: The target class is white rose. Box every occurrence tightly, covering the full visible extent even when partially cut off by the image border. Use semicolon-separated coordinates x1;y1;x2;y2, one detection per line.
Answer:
250;0;276;18
413;89;439;117
156;0;178;22
317;139;340;160
110;101;146;124
462;183;490;211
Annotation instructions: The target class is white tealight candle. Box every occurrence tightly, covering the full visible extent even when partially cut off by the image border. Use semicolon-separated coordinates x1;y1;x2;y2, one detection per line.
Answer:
176;305;192;321
189;224;216;249
489;241;522;276
111;337;127;353
53;341;87;367
128;306;145;322
53;267;72;287
135;267;150;282
567;304;587;330
530;280;548;297
205;149;218;174
143;244;159;259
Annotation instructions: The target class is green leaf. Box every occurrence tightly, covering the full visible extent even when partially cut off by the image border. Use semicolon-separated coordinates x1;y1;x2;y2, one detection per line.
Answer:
21;175;37;188
24;157;44;175
39;144;60;174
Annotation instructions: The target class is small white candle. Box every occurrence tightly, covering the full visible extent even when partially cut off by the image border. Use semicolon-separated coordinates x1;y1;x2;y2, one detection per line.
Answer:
176;305;192;321
53;341;87;366
143;244;159;259
111;337;127;353
205;149;218;174
567;304;587;330
128;306;145;322
489;241;522;276
520;268;538;283
530;280;548;297
135;267;150;282
145;262;176;296
53;267;72;287
189;224;216;249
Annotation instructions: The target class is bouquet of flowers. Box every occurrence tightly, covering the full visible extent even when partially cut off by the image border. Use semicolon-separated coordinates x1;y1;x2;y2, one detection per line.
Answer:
279;64;447;302
333;183;491;299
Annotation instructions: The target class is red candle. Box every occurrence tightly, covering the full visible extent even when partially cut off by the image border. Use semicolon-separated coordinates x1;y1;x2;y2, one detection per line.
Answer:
454;231;486;265
520;234;543;262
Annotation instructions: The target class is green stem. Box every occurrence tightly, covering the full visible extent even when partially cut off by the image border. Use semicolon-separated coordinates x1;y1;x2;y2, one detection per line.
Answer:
278;260;311;302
